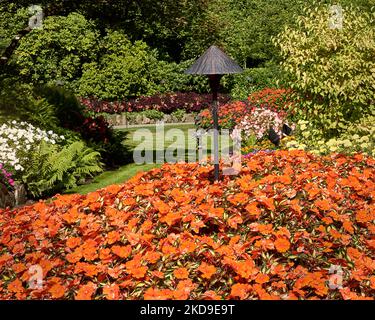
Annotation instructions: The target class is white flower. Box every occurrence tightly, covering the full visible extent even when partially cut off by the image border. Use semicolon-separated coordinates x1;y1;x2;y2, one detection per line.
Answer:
14;164;24;171
0;120;62;173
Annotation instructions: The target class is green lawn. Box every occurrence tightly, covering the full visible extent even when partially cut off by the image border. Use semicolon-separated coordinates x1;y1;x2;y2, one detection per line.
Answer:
68;163;160;195
123;123;197;149
67;123;232;194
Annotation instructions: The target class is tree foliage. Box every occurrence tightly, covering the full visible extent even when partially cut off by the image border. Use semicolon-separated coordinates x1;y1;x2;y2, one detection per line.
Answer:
13;13;99;87
77;30;161;100
274;4;375;138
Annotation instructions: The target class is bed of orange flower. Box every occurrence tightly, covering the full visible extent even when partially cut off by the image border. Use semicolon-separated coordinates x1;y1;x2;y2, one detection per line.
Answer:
0;150;374;300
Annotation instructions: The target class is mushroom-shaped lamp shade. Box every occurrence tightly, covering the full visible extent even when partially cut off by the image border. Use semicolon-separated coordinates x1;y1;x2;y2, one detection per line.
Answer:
185;45;243;75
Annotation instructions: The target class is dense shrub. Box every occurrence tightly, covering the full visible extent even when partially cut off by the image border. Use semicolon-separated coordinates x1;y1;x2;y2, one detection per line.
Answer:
274;4;375;139
153;60;210;94
228;64;288;100
85;127;130;169
141;110;165;121
0;79;59;129
77;31;162;100
14;13;100;88
285;115;375;157
80;92;231;114
171;109;187;122
0;150;374;300
36;87;131;167
35;86;87;132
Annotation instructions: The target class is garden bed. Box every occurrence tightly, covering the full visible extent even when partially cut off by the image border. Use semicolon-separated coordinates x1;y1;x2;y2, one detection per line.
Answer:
0;150;374;300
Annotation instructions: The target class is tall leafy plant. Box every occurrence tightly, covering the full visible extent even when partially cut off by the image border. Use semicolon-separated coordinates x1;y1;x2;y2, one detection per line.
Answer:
274;4;375;138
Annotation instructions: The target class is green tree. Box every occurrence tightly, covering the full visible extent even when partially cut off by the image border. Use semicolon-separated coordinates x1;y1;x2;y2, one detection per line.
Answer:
77;30;162;100
220;0;305;67
274;3;375;137
13;13;99;88
0;3;29;54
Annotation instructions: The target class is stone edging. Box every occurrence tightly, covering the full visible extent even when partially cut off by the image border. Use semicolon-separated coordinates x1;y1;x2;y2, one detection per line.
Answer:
105;113;197;127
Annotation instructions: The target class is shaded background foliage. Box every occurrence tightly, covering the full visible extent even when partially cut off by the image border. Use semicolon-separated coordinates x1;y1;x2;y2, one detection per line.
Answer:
2;0;373;100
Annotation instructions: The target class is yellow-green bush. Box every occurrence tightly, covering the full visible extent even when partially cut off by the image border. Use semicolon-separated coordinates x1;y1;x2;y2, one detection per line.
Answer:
285;115;375;156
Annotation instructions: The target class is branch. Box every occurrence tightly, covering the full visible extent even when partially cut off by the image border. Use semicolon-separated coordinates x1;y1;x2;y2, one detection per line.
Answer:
0;26;32;66
0;3;59;67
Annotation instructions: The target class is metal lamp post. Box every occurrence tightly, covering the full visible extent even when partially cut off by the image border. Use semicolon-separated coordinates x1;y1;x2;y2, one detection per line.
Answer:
185;45;243;181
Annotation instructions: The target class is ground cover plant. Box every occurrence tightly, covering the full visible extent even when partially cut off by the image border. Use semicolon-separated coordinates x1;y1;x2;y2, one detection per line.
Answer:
0;150;374;300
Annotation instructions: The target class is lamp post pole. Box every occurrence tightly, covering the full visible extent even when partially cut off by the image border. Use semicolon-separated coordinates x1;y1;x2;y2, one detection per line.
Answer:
184;45;243;182
209;75;222;181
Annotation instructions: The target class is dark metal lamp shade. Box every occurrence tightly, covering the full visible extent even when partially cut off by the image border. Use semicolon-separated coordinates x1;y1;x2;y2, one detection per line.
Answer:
185;45;243;75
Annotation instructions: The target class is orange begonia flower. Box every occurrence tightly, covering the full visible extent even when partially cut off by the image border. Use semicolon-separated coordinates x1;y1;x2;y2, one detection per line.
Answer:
144;288;173;300
257;196;275;211
342;221;354;234
75;282;97;300
81;240;99;261
227;215;243;229
12;263;27;274
144;251;161;264
134;184;154;196
107;231;121;245
99;248;112;263
228;193;249;205
170;188;189;203
255;273;270;284
198;262;217;280
66;237;81;249
7;279;24;293
160;212;181;226
153;200;170;215
245;202;261;217
314;199;331;211
274;238;291;253
103;284;121;300
49;283;65;299
230;283;251;299
356;209;374;223
111;245;132;259
234;259;257;279
173;267;189;279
